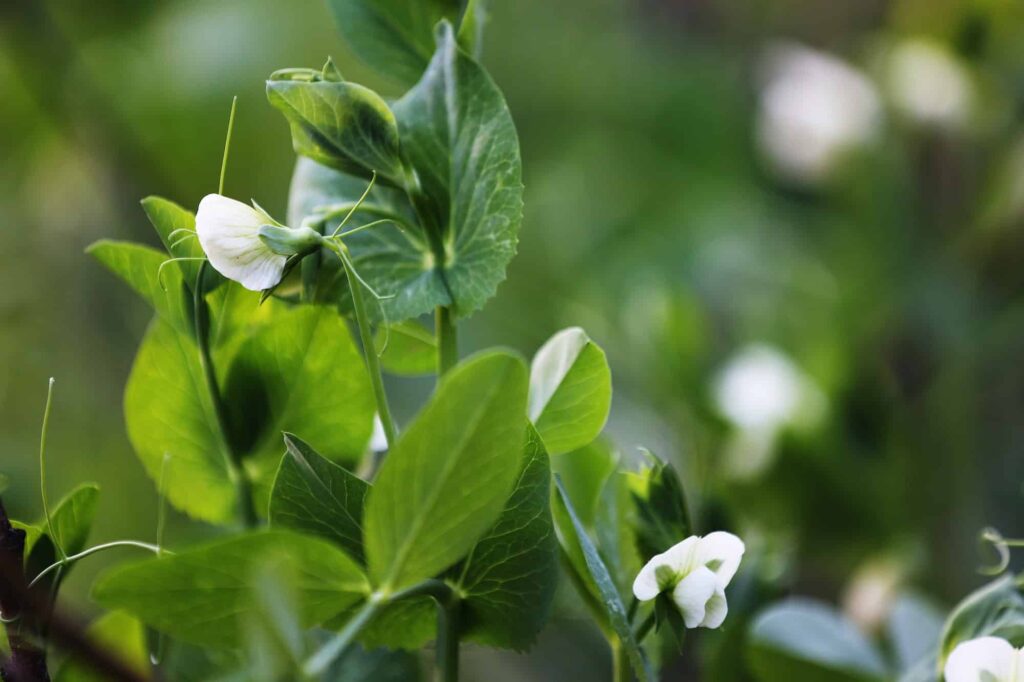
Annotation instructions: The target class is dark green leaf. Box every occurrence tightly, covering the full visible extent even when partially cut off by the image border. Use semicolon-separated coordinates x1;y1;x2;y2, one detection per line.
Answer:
552;477;655;682
266;77;404;183
528;327;612;455
626;451;692;562
393;21;524;318
747;599;888;682
92;530;369;649
269;433;369;563
326;0;461;88
364;351;528;591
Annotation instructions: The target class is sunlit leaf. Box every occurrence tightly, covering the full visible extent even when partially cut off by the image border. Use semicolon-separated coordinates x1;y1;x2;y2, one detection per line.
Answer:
55;611;149;682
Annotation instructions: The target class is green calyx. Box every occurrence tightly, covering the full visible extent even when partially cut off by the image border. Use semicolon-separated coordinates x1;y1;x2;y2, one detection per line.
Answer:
257;225;325;257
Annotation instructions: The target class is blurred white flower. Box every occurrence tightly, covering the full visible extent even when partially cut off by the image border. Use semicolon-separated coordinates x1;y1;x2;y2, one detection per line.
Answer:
945;637;1024;682
757;43;882;184
632;532;745;629
886;39;973;130
713;344;824;433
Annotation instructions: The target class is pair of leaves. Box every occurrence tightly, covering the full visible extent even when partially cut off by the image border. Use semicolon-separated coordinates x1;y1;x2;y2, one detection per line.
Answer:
282;21;523;321
92;530;369;649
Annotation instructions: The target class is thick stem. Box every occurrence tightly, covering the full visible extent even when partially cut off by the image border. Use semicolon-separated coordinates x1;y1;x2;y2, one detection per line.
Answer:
303;597;381;677
193;262;256;527
611;640;630;682
436;306;458;376
435;596;460;682
328;242;397;449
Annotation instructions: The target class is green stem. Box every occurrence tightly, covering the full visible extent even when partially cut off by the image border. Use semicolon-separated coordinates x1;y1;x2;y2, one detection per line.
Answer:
436;594;460;682
611;639;630;682
327;242;397;449
193;262;257;527
38;377;64;561
436;306;458;376
303;597;382;677
634;613;655;643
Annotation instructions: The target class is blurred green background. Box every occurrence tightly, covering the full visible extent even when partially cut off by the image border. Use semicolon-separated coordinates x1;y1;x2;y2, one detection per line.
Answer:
3;0;1024;678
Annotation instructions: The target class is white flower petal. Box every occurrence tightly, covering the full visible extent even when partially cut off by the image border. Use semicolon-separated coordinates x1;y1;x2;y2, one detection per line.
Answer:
699;585;728;629
944;637;1016;682
633;536;699;601
196;194;286;291
672;565;718;629
694;531;745;588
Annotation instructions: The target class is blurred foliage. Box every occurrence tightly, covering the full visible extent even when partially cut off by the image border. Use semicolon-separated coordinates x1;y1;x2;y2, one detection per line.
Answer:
3;0;1024;678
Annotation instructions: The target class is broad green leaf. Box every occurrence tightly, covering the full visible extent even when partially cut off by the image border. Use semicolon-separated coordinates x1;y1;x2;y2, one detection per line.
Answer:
326;0;461;88
552;477;655;682
626;451;692;562
286;156;448;323
141;195;206;286
87;240;192;336
242;562;306;682
223;305;375;497
528;327;611;455
551;439;618;528
269;433;369;563
125;318;237;523
365;351;528;591
55;611;149;682
747;599;888;682
376;320;437;376
392;21;524;318
887;593;944;675
24;483;100;584
266;76;404;183
93;530;369;649
453;424;558;650
939;575;1024;667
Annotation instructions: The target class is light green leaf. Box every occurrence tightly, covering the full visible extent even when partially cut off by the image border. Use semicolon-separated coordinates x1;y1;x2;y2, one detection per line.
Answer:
55;611;149;682
528;327;611;455
223;305;375;499
365;351;528;591
87;240;192;336
326;0;461;88
266;77;404;183
269;433;368;563
141;195;205;286
939;575;1024;667
552;477;655;682
376;320;437;376
92;530;369;649
453;424;558;650
747;599;888;682
393;21;524;318
125;318;237;523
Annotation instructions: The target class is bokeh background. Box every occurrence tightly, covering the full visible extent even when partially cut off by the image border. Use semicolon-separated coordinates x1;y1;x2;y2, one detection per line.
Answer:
3;0;1024;679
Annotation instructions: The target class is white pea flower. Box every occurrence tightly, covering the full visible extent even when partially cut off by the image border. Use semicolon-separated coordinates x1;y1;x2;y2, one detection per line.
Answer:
196;194;322;292
632;532;745;629
945;636;1024;682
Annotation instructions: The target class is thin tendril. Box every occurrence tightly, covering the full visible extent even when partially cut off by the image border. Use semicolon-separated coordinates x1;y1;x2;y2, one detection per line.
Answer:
219;96;238;196
170;233;197;250
978;527;1024;576
28;541;166;589
157;257;207;291
166;227;195;241
39;377;64;561
331;240;394;301
331;172;377;237
336;218;397;239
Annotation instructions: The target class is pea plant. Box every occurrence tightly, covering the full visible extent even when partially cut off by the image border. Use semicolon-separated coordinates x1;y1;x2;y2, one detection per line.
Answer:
0;3;742;682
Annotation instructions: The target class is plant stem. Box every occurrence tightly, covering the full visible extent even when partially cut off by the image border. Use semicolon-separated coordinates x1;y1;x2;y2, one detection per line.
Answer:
193;262;257;527
634;613;655;643
303;597;382;677
611;639;630;682
435;594;460;682
436;306;458;376
327;241;397;449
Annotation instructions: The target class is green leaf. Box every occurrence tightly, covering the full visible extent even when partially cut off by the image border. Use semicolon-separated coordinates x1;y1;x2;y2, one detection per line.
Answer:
269;433;369;564
452;424;558;650
528;327;612;455
393;21;524;318
626;451;692;562
887;593;944;675
266;76;404;183
92;530;369;649
364;351;528;591
747;599;888;682
457;0;486;58
551;439;618;529
125;318;237;523
87;240;192;336
939;575;1024;666
376;320;437;376
325;645;422;682
552;477;655;682
223;305;375;497
24;483;100;584
141;195;205;286
55;611;149;682
326;0;461;89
